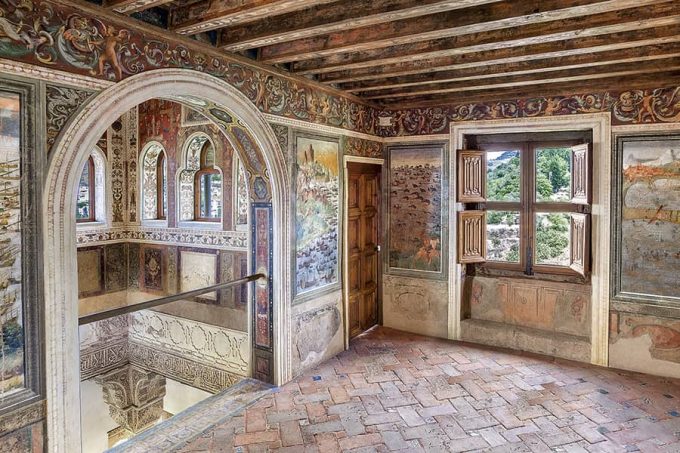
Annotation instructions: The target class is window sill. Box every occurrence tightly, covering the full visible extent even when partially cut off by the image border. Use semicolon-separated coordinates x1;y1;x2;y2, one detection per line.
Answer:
141;219;169;228
76;221;107;231
177;220;222;230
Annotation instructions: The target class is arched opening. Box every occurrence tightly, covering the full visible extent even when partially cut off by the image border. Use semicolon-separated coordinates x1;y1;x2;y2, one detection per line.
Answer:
44;69;291;452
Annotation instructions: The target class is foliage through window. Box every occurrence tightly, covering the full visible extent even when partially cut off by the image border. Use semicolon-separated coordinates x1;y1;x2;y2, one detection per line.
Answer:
457;138;591;276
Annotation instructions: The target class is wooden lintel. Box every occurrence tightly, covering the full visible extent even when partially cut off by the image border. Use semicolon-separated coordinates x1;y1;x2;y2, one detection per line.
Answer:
105;0;173;14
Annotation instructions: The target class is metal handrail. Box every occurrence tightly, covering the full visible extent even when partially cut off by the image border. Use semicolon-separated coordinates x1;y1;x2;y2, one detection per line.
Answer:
78;273;266;326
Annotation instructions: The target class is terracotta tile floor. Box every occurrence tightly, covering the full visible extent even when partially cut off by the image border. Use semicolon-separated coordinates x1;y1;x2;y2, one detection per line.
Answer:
180;327;680;452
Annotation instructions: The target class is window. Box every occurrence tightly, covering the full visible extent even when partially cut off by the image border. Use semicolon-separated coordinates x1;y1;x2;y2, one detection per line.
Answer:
194;140;222;222
457;137;591;277
141;142;167;221
76;156;95;223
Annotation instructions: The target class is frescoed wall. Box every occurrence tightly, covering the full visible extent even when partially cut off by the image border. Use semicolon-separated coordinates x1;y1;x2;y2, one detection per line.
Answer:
0;91;23;398
387;144;444;275
293;135;340;297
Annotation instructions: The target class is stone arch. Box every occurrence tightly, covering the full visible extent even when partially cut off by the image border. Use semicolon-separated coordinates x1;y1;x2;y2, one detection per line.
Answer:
44;69;291;452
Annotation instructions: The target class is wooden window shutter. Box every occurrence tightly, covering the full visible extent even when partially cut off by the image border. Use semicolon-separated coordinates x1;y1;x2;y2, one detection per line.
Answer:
457;210;486;263
569;213;590;276
569;143;592;275
457;150;486;202
570;143;591;205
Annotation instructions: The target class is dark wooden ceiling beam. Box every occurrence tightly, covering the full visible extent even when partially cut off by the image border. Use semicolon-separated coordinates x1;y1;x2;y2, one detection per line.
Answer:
106;0;174;14
171;0;336;35
342;42;680;94
363;58;680;101
219;0;506;52
318;24;680;84
258;0;668;64
379;71;680;109
290;2;680;75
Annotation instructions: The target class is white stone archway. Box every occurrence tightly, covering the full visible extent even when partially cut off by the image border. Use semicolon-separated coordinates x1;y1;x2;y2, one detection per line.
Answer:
44;69;292;453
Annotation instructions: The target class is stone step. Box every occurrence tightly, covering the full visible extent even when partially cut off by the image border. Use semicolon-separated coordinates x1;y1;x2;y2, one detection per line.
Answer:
107;378;275;453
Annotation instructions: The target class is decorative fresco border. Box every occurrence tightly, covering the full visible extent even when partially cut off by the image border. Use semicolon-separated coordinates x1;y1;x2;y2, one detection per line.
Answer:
76;226;249;249
0;0;380;135
380;86;680;137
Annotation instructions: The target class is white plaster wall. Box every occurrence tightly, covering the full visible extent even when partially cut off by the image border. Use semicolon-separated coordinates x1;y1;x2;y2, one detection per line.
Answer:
291;290;344;376
80;380;117;453
382;274;449;339
610;335;680;379
163;378;211;415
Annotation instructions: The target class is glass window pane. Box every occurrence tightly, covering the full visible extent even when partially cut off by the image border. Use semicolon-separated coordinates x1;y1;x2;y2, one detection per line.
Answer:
486;210;520;263
535;212;570;266
535;147;571;202
76;162;91;220
486;150;520;202
199;173;222;219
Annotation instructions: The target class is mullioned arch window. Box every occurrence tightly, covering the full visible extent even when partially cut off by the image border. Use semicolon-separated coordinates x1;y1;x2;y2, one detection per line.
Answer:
76;148;106;224
141;141;167;221
178;133;223;223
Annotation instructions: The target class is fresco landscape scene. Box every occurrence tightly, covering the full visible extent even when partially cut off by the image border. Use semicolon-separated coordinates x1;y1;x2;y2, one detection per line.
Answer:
295;137;339;294
620;139;680;299
0;92;23;397
389;147;442;272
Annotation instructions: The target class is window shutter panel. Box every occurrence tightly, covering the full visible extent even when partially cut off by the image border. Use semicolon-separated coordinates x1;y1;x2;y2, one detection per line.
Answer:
457;210;486;263
571;143;591;205
457;150;486;202
569;213;590;276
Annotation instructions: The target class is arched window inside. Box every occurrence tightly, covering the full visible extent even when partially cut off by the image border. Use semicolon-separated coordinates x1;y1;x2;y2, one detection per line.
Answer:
141;142;167;221
194;141;222;221
178;133;223;223
76;149;106;224
76;156;95;223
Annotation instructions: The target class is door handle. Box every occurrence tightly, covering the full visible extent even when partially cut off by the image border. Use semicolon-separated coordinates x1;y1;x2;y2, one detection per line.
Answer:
375;245;381;252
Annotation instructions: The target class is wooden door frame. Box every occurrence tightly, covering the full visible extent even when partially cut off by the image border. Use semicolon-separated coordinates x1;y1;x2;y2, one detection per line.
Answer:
343;156;385;349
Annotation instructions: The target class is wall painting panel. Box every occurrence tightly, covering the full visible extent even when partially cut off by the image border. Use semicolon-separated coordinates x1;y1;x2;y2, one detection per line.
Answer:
293;133;340;299
387;144;446;278
613;134;680;306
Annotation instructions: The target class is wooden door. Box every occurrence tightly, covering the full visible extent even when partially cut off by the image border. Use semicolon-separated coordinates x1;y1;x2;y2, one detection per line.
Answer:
347;162;381;339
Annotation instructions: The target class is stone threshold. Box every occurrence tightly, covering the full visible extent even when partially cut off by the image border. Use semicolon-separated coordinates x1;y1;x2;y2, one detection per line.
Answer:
107;378;275;453
460;318;591;363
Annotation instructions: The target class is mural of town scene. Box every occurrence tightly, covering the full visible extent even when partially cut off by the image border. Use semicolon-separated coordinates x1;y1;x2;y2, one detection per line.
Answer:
0;92;24;397
619;138;680;299
388;146;442;272
295;136;339;295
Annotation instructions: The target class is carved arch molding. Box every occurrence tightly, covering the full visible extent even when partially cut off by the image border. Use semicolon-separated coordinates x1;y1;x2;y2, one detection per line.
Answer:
44;69;290;453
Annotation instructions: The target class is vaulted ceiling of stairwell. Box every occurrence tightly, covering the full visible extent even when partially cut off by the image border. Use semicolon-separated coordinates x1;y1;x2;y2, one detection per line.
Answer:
97;0;680;109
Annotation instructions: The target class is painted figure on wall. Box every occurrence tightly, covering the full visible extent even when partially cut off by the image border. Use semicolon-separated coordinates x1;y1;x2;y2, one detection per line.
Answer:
619;138;680;300
294;136;339;295
0;91;23;396
388;146;442;273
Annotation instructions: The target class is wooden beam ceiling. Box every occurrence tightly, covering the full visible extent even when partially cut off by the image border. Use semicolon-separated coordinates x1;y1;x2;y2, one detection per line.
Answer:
289;2;680;75
219;0;503;52
101;0;680;110
258;0;668;64
171;0;337;35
